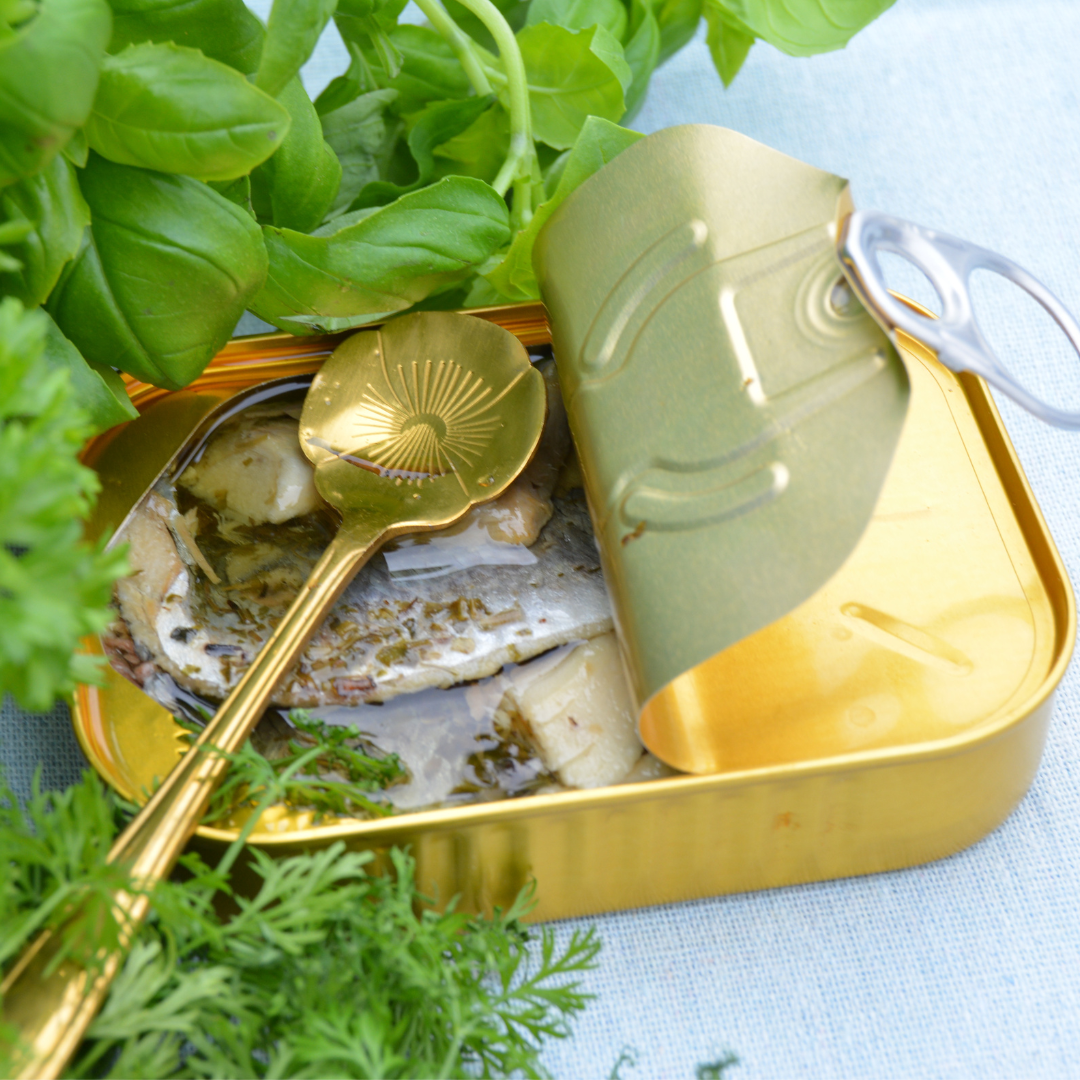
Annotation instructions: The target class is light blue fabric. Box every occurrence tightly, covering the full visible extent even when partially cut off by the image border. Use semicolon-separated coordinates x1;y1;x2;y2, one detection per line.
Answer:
6;1;1080;1075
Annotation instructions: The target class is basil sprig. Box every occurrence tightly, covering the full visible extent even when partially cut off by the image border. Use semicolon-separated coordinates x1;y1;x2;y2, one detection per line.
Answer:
1;0;896;400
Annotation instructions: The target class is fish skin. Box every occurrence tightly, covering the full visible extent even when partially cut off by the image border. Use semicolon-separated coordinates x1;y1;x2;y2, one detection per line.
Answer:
113;490;613;707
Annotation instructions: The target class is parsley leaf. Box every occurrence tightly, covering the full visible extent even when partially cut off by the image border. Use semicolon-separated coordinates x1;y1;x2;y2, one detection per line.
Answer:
0;298;128;711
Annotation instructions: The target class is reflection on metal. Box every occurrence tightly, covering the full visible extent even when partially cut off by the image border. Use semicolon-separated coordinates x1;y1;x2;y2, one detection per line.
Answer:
70;304;1073;930
535;124;911;735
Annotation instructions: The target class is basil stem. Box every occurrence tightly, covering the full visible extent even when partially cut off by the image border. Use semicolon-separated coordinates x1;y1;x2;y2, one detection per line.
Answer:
410;0;493;96
414;0;535;225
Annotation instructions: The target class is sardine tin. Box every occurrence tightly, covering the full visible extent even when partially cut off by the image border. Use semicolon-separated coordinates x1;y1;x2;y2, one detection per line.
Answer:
72;304;1074;920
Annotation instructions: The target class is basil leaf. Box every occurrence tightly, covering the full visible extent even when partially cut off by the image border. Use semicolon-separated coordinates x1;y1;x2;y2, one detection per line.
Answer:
334;0;408;79
319;88;398;216
621;0;660;120
589;23;633;92
106;0;265;74
46;154;268;390
516;22;628;149
86;43;292;181
0;155;89;307
714;0;896;56
352;93;495;209
249;176;510;334
61;128;90;167
334;0;406;44
255;0;339;99
352;25;473;114
429;103;510;184
314;39;374;114
703;0;753;85
41;309;137;432
250;79;341;232
654;0;702;63
0;0;111;188
526;0;627;38
485;115;641;301
208;175;254;216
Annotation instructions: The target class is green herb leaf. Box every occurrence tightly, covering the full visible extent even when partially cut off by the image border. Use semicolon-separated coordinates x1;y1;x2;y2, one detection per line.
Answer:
40;310;137;433
352;23;473;114
0;154;89;307
0;0;111;188
85;42;292;181
526;0;628;38
250;78;342;232
333;0;406;55
105;0;266;74
204;712;407;825
352;92;495;208
249;175;511;333
712;0;896;56
61;127;89;168
703;0;754;86
654;0;703;64
515;22;629;149
255;0;339;99
319;87;399;216
314;38;375;113
46;153;268;390
430;101;511;184
1;762;601;1080
206;174;254;216
622;0;661;119
0;300;128;711
486;114;642;300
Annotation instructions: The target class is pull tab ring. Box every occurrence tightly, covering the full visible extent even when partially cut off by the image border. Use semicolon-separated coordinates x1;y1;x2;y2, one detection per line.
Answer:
838;209;1080;429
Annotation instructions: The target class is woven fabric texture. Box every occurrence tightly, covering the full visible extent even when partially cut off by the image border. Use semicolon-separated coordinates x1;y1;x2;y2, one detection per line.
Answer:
5;0;1080;1075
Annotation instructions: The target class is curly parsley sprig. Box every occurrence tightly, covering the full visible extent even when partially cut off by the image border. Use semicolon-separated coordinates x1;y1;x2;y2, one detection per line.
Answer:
0;298;127;711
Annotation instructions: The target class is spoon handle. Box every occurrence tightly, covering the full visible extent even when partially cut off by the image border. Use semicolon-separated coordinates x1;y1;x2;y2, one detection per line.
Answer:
0;516;387;1080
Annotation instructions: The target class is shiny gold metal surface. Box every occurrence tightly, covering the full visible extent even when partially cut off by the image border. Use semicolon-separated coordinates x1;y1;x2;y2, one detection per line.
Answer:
4;312;544;1080
69;306;1074;927
534;125;911;726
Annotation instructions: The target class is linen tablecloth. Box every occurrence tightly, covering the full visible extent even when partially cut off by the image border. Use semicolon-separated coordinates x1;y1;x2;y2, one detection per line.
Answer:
5;1;1080;1074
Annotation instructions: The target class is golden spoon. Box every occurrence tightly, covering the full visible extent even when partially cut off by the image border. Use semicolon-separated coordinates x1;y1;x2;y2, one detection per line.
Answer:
0;311;545;1079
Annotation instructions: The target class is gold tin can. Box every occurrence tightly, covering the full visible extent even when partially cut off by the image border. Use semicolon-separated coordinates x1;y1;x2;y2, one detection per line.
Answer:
72;303;1074;922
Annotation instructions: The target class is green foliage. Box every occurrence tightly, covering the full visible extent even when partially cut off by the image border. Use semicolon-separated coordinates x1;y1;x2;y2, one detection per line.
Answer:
356;23;474;113
353;92;496;207
702;0;754;86
0;300;127;710
105;0;266;74
1;0;897;376
0;155;90;307
204;711;407;824
318;87;400;216
86;42;291;181
0;0;895;712
0;0;112;188
527;0;627;37
515;22;629;149
486;115;642;300
40;309;139;432
250;175;511;333
0;758;601;1080
255;0;339;98
250;78;342;232
47;153;269;390
696;1051;740;1078
712;0;895;57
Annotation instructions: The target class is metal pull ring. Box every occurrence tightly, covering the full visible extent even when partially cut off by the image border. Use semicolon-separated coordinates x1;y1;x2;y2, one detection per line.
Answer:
838;208;1080;429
